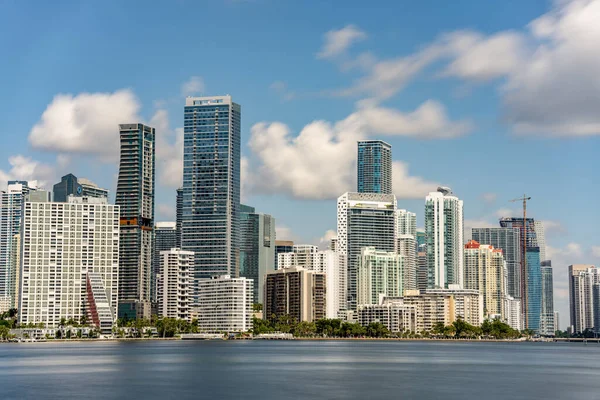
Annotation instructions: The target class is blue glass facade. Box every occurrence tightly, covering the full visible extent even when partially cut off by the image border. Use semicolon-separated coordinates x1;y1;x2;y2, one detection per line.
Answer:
357;140;392;194
53;174;82;202
182;96;241;284
526;247;542;332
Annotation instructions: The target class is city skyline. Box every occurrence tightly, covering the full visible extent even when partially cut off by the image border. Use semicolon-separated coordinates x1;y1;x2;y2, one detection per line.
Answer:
2;1;600;328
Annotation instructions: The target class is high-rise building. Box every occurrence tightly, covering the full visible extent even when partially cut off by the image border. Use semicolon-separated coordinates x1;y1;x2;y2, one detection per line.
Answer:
416;231;426;249
182;96;241;284
526;247;542;332
425;187;464;289
239;204;275;304
554;311;560;332
396;209;416;237
417;251;428;291
505;295;522;331
278;246;341;319
264;266;326;323
274;240;294;270
176;188;183;248
534;221;547;262
53;174;109;203
157;248;193;321
396;209;417;291
1;180;38;309
153;222;178;303
540;260;555;336
471;227;521;300
357;247;404;306
116;123;155;320
337;192;396;310
19;196;119;330
197;275;253;332
357;140;392;194
464;240;506;319
568;265;599;334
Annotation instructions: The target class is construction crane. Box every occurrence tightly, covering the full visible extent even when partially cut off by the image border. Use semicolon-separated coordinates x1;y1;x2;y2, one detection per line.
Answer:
510;194;531;330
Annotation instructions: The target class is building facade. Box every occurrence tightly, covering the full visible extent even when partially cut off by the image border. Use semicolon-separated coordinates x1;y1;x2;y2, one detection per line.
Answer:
425;187;464;289
239;204;275;304
463;240;506;319
337;192;396;311
152;222;178;303
274;240;294;270
176;187;183;248
264;267;326;323
182;96;241;283
471;227;521;299
357;140;392;194
357;300;418;333
197;275;252;332
526;247;542;332
357;247;404;306
53;174;109;203
424;287;483;326
18;197;119;329
157;248;193;321
568;265;599;334
540;260;555;336
116;123;155;319
0;180;38;309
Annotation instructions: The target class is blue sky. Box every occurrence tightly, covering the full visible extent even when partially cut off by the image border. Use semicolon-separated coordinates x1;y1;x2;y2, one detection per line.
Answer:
2;0;600;327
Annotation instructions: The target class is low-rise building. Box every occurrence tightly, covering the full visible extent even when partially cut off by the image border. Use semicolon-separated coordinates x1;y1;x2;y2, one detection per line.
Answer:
357;298;417;333
197;275;253;333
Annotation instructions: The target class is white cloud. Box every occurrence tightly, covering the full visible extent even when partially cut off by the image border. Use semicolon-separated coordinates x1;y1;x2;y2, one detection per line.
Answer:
181;76;205;97
245;100;451;200
151;109;184;188
591;246;600;258
541;220;567;236
28;89;141;160
494;208;515;219
319;229;337;248
317;25;367;59
0;155;58;189
275;224;297;242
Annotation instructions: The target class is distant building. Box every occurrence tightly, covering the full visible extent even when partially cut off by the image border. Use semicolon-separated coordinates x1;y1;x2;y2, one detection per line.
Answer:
568;265;599;334
79;178;109;199
540;260;555;336
505;295;522;331
239;204;275;304
157;249;193;321
116;123;155;320
425;187;463;288
396;209;417;292
424;287;483;326
357;140;392;194
278;246;341;318
53;174;109;202
357;247;404;306
337;192;396;310
153;222;177;303
471;227;521;300
526;247;542;332
417;251;428;291
274;240;294;270
554;311;560;333
19;196;119;330
175;188;183;248
400;292;454;333
463;240;506;319
357;298;417;333
264;267;326;323
197;275;253;333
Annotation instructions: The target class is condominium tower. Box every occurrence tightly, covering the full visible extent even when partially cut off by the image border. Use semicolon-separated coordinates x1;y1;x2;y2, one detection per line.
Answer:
357;247;404;306
357;140;392;194
152;222;178;302
568;264;599;334
239;204;275;304
182;96;241;282
157;248;193;321
53;173;109;202
115;123;155;319
540;260;555;336
425;187;464;288
197;275;253;332
337;192;396;310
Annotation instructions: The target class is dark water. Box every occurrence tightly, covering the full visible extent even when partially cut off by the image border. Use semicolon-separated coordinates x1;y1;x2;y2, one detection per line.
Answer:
0;340;599;399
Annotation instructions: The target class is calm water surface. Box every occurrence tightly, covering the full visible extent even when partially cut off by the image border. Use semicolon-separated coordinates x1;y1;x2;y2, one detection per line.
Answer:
0;340;598;399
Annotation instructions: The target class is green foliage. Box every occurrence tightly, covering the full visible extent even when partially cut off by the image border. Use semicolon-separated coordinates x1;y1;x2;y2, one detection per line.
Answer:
366;322;390;338
253;303;263;312
252;316;275;335
0;325;10;340
293;321;316;337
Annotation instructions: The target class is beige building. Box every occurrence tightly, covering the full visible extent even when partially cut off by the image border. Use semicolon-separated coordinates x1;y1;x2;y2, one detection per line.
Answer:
464;240;506;318
264;266;326;323
357;298;417;333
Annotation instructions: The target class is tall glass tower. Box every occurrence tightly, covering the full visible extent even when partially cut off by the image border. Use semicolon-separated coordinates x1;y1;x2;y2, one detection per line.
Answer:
540;260;555;336
116;123;155;320
182;96;241;286
357;140;392;194
526;247;542;332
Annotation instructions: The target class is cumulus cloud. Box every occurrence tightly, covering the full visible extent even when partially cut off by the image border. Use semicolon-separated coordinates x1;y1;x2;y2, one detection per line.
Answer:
275;224;297;242
317;25;367;59
319;229;337;248
28;89;141;160
0;155;58;189
181;76;205;97
151;109;184;188
245;100;450;200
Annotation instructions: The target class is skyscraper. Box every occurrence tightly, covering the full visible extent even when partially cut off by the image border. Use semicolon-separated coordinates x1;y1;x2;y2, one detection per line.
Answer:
176;187;183;248
274;240;294;270
182;96;241;284
568;264;599;334
463;240;506;319
396;209;417;292
153;222;178;303
357;247;404;306
0;180;38;309
116;123;155;320
471;227;521;299
425;187;464;289
357;140;392;194
53;174;109;202
239;204;275;304
540;260;555;336
526;247;542;332
337;192;396;310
